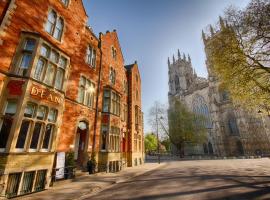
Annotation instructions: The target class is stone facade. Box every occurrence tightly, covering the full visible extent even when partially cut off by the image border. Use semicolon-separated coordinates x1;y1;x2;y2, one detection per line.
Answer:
168;48;270;157
0;0;144;198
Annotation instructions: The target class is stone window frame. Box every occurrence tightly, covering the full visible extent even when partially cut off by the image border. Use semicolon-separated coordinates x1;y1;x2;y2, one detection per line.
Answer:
109;126;120;152
109;67;116;85
60;0;70;7
0;99;18;152
85;45;97;68
44;8;65;42
14;101;58;153
33;40;69;91
77;75;96;108
102;89;121;116
100;124;108;151
121;103;128;122
11;33;70;92
111;46;117;60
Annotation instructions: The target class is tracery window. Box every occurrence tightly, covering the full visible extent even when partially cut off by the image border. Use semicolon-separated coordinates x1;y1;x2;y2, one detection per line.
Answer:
227;113;239;136
192;95;212;128
175;75;180;92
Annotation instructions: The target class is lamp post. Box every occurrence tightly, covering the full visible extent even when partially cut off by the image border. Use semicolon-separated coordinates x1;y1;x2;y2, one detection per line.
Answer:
155;104;160;164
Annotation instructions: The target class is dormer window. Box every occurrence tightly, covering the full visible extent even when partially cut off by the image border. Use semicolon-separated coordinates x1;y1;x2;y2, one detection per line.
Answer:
45;10;64;41
86;45;96;68
61;0;69;7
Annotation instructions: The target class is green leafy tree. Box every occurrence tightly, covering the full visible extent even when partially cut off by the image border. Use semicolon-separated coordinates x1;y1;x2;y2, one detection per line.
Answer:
204;0;270;112
144;133;158;153
167;98;207;157
160;137;171;152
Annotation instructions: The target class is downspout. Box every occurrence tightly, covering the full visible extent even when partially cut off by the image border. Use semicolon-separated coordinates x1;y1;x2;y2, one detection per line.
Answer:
92;32;103;159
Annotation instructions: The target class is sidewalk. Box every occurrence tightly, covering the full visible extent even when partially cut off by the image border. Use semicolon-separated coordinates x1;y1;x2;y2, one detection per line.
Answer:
14;162;165;200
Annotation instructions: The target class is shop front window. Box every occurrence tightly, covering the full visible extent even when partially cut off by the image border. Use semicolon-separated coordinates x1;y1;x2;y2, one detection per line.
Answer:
0;101;17;150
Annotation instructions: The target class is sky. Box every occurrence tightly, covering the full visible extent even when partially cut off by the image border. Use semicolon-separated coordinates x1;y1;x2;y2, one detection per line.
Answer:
82;0;250;133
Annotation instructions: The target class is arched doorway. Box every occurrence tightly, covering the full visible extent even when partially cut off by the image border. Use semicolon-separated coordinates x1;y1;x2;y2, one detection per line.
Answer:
208;142;214;154
75;121;88;167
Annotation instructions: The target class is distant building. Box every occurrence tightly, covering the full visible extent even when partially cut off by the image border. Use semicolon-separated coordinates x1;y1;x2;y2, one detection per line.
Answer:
168;27;270;157
0;0;144;198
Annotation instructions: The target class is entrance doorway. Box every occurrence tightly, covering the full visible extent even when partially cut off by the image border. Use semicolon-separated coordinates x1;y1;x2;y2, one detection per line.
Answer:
75;121;88;167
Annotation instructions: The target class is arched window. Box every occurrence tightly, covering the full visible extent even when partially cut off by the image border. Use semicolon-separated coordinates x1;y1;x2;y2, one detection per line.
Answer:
45;10;64;41
175;75;180;92
45;10;57;34
192;95;212;128
227;113;239;136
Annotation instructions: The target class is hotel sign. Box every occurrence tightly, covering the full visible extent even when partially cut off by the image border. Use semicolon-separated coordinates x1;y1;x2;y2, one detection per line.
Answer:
30;85;63;105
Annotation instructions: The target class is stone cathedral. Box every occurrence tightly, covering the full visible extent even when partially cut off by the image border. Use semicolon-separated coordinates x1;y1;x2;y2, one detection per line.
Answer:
168;48;270;157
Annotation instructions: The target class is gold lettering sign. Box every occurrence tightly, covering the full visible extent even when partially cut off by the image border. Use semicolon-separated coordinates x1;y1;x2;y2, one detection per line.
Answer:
30;85;63;105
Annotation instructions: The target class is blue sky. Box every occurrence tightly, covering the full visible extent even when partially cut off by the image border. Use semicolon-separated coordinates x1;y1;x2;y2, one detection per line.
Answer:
82;0;250;133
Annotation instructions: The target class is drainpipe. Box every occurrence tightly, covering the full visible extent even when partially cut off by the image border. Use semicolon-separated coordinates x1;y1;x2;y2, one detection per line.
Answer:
92;33;103;159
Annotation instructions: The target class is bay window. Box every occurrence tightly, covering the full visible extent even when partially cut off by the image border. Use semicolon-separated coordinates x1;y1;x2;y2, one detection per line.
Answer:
102;89;120;116
15;102;58;152
0;100;17;150
17;39;36;76
33;42;68;91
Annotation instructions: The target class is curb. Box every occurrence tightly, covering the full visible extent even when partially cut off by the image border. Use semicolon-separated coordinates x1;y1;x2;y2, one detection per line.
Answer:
75;163;167;200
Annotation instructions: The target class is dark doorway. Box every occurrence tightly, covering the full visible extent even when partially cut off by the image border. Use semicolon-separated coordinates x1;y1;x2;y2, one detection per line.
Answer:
203;143;208;154
236;140;244;156
208;142;214;154
76;121;88;167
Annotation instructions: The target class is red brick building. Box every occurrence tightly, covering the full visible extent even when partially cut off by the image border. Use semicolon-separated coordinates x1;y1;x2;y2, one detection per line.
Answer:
0;0;144;198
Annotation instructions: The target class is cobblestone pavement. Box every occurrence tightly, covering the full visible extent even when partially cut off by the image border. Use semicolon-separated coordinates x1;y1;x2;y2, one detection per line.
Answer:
86;158;270;200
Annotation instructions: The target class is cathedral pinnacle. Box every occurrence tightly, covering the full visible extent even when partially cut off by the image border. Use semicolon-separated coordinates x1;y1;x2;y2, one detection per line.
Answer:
183;53;186;61
173;55;175;64
188;54;191;63
177;49;181;59
219;16;225;29
202;30;206;43
210;25;214;36
168;57;170;66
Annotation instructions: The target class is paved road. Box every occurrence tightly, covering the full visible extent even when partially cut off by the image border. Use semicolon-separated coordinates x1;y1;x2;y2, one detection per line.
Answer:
86;159;270;200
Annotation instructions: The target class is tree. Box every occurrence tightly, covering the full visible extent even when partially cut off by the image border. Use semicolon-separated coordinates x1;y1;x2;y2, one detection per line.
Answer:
144;133;158;153
160;137;171;152
204;0;270;112
166;98;207;157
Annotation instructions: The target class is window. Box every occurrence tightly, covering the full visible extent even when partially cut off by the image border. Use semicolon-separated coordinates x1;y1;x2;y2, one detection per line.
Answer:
15;102;57;152
111;46;117;60
34;43;68;90
102;89;120;116
60;0;69;6
109;67;116;85
0;100;17;150
109;126;120;152
45;10;64;41
77;76;95;107
228;114;239;136
86;46;96;68
192;95;212;129
121;104;128;122
101;125;108;150
175;75;180;92
17;39;36;76
123;80;128;94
